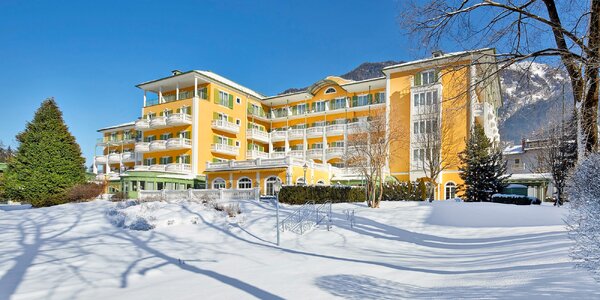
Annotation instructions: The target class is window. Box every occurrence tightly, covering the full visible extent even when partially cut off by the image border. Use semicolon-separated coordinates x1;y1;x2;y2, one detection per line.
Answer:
140;181;146;190
236;97;241;104
374;92;385;104
179;131;190;139
413;148;425;162
159;156;172;165
144;158;156;165
177;155;190;164
324;87;336;94
235;141;240;147
236;119;241;125
238;177;252;189
330;141;345;148
313;121;326;127
445;182;457;200
413;90;438;107
415;70;437;86
292;103;307;115
311;143;323;149
291;144;304;150
316;180;325;186
330;97;346;110
132;181;138;192
160;133;172;140
296;177;305;186
213;178;226;189
357;95;369;106
313;101;326;112
265;176;281;196
218;91;229;106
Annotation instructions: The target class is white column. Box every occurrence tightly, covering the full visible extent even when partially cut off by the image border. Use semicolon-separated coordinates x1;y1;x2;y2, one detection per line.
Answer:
229;173;234;189
191;96;199;176
255;171;260;191
194;78;198;97
159;87;163;103
143;90;147;107
176;83;180;100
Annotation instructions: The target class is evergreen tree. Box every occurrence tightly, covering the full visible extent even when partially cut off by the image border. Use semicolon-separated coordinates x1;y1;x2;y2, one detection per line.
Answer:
459;123;507;202
4;98;86;206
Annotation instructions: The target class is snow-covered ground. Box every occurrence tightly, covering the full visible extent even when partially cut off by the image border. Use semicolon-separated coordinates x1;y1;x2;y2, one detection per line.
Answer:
0;200;598;299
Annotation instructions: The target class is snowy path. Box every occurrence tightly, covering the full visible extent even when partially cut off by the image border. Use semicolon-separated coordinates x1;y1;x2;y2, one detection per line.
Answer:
0;200;598;299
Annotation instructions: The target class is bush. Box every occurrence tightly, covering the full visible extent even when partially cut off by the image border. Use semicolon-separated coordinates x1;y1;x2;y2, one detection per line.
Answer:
66;182;105;202
491;194;541;205
382;181;427;201
278;185;365;205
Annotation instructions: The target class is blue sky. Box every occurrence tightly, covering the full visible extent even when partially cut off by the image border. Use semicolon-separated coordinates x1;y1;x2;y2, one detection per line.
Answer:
0;0;457;166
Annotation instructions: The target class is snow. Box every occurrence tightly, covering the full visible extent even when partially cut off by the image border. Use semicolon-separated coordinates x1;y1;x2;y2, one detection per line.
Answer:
1;200;599;299
503;145;523;155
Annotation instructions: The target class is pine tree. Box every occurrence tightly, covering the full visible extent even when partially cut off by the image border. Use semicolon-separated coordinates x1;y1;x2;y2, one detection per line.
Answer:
4;98;86;206
459;123;507;202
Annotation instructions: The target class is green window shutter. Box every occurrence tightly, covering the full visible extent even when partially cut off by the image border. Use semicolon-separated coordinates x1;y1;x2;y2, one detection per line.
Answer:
228;139;233;146
176;108;181;113
202;87;208;99
368;94;373;104
352;96;358;107
228;116;233;123
414;73;422;86
434;69;439;83
213;135;218;143
228;94;234;109
214;88;220;104
213;112;219;120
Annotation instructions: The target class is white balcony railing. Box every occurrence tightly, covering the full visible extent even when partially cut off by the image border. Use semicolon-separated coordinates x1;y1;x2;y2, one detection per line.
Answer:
211;143;239;156
149;140;167;152
166;113;192;126
121;152;135;162
135;119;150;130
306;126;324;137
134;142;150;152
288;129;305;140
289;150;304;158
270;152;286;159
270;130;287;141
149;116;167;128
307;149;323;160
108;153;122;164
326;147;345;159
166;138;192;150
149;164;167;172
247;150;269;159
211;120;240;134
134;165;150;171
347;122;367;134
326;124;345;136
94;155;107;164
246;129;269;143
165;163;192;174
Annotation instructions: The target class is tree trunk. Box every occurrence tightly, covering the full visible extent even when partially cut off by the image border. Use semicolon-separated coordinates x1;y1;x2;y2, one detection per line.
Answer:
582;0;600;154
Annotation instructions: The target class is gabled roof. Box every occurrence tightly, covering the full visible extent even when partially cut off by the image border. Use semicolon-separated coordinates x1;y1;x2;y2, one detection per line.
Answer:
97;121;136;133
382;48;496;74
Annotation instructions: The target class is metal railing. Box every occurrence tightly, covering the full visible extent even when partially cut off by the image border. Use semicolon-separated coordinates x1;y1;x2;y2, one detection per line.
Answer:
280;201;332;235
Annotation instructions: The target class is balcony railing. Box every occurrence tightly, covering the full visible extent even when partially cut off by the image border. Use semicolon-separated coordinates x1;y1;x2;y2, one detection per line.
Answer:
211;143;239;156
149;164;167;172
307;149;323;160
135;142;150;152
135;119;150;130
246;150;269;159
326;124;345;136
133;165;150;171
108;153;122;164
121;152;135;162
326;147;345;159
288;129;305;140
271;130;287;141
149;140;167;152
289;150;304;158
166;113;192;126
306;126;324;137
211;120;240;134
347;122;367;134
165;163;192;174
270;151;286;159
246;129;269;143
166;138;192;150
149;116;167;128
94;155;107;164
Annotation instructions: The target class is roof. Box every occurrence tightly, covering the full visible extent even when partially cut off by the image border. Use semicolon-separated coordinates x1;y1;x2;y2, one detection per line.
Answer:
97;121;136;132
503;145;523;155
382;48;496;73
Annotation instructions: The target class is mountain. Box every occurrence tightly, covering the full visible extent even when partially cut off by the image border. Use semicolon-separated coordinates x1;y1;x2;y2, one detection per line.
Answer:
281;60;573;144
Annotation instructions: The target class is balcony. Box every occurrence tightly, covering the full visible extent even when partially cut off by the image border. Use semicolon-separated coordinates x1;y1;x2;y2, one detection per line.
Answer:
473;103;484;117
271;130;287;142
306;126;324;138
270;151;286;159
121;152;135;162
246;150;269;159
133;165;150;171
94;155;107;164
326;124;345;136
247;108;270;121
149;140;167;152
288;129;305;140
246;129;269;143
326;147;345;160
347;122;367;134
149;164;167;172
149;116;167;129
307;149;323;160
289;150;304;158
165;163;192;174
166;138;192;150
166;113;192;126
107;153;122;164
135;142;150;152
211;120;240;134
135;119;150;130
211;143;239;156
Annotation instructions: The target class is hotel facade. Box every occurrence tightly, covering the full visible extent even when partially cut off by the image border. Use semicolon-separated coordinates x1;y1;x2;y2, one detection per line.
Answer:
93;48;502;199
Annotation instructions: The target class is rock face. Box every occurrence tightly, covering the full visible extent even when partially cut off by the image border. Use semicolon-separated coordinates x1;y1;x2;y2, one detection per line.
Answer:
281;60;574;144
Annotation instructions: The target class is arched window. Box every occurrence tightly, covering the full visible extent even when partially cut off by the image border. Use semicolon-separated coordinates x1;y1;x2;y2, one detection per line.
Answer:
316;180;325;186
445;182;457;200
324;87;336;94
265;176;281;196
238;177;252;189
296;177;305;186
212;178;226;189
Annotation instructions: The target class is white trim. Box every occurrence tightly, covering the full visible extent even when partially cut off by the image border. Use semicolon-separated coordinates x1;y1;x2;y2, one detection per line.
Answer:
212;177;226;189
237;176;253;189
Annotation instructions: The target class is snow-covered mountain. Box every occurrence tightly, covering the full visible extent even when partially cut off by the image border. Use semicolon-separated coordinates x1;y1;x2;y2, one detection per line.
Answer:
281;60;573;143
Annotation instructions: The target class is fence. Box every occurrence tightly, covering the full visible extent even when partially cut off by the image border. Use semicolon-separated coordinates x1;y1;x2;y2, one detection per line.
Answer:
138;188;260;203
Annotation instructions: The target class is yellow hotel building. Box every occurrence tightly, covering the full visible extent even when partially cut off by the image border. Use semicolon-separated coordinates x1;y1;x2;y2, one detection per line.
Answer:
93;48;501;199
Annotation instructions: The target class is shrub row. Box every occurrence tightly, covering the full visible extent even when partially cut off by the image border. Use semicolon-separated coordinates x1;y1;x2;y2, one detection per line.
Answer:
278;185;365;205
382;180;427;201
491;194;541;205
66;182;105;203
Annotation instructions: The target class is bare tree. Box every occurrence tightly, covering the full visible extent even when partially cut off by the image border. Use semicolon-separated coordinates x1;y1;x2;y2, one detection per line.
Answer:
346;112;405;208
412;99;460;201
401;0;600;157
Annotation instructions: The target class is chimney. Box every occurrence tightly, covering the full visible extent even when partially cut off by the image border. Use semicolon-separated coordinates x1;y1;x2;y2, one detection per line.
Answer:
432;50;444;58
171;70;182;76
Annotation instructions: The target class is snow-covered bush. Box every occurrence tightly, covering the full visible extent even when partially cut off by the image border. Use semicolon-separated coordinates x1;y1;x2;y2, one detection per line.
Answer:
128;217;154;231
491;194;541;205
225;203;241;217
567;153;600;280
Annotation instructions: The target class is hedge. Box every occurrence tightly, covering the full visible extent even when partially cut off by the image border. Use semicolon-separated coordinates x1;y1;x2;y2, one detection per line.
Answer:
491;194;541;205
382;180;427;201
278;185;365;205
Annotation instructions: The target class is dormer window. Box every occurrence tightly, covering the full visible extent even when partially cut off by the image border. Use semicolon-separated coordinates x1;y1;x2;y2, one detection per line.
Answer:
324;87;337;94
